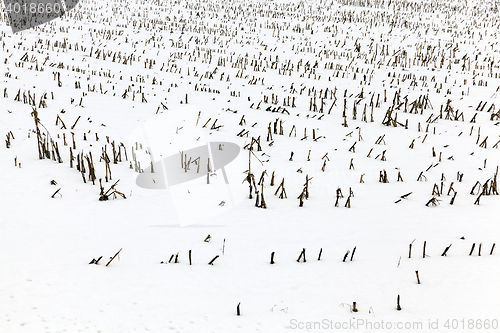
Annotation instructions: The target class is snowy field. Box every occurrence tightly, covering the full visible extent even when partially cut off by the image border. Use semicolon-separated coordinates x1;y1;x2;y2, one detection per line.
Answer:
0;0;499;332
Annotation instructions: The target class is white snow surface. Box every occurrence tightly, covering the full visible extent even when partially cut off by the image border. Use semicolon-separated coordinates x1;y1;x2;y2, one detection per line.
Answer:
0;0;499;332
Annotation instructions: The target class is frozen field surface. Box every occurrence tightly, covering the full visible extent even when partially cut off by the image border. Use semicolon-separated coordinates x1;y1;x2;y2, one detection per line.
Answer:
0;0;499;331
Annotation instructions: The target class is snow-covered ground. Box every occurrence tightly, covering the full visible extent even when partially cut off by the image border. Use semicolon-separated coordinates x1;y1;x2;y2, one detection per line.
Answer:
1;0;499;332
